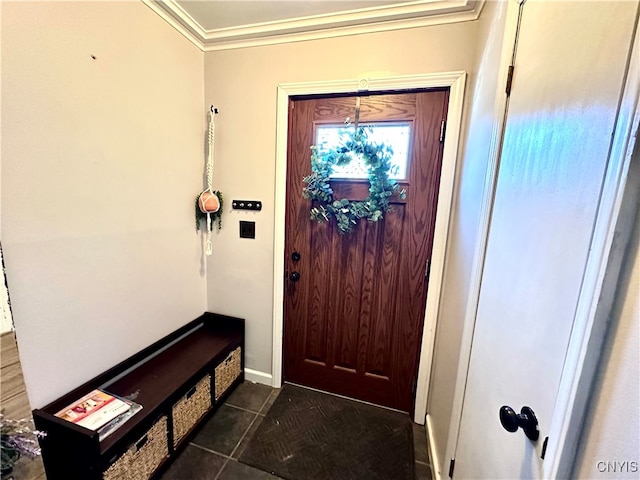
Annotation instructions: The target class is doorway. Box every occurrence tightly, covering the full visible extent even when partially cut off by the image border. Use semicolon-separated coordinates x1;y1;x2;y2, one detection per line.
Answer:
271;73;467;422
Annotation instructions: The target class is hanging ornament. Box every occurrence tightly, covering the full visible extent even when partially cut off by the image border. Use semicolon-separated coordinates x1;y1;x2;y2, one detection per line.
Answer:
195;106;224;255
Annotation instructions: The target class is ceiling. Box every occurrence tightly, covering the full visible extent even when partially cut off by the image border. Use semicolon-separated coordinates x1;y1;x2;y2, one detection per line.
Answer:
144;0;484;50
178;1;411;30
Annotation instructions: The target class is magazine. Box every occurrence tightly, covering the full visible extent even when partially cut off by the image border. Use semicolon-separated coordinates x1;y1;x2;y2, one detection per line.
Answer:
55;389;131;431
97;398;143;441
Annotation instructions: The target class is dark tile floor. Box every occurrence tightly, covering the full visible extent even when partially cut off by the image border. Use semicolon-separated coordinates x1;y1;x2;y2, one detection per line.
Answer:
161;382;433;480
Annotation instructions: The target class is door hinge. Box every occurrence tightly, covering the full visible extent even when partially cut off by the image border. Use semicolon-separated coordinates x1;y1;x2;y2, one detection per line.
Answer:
506;65;515;96
425;258;431;279
449;458;455;478
439;120;447;143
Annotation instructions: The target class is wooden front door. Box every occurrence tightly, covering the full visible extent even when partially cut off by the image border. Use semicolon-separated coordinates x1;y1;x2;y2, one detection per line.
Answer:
283;90;449;412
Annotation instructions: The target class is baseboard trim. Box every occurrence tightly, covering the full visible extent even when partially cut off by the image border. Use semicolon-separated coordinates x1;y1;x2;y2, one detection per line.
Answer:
426;413;442;480
244;368;273;386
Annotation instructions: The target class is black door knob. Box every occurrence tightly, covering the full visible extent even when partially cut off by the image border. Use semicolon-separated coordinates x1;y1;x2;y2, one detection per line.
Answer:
499;406;539;441
289;271;301;282
291;252;301;262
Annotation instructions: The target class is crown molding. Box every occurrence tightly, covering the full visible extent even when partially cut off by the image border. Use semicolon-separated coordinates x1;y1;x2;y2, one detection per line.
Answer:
141;0;205;50
143;0;484;52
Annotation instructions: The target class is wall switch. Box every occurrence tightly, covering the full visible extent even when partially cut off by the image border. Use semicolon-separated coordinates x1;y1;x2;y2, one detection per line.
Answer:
239;221;256;239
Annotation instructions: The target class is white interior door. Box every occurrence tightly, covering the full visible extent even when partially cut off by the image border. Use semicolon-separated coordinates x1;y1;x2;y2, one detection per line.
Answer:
454;2;638;479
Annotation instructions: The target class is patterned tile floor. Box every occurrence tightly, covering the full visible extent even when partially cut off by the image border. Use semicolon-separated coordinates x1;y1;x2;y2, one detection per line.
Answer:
160;382;433;480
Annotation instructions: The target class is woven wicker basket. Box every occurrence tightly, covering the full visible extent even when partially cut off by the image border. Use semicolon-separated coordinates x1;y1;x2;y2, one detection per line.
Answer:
172;375;211;448
215;347;241;401
103;416;168;480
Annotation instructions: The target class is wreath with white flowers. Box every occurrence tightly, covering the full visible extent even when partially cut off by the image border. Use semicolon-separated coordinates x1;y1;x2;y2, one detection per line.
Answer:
302;126;406;234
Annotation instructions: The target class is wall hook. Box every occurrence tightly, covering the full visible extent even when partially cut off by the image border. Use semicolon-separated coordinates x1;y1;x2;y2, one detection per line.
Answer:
211;105;219;114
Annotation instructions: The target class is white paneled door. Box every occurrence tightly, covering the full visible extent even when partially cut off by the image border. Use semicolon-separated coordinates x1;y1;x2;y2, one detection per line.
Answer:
454;1;639;479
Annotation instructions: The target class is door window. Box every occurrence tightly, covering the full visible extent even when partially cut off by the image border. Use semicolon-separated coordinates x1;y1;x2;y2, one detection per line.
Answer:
315;123;411;180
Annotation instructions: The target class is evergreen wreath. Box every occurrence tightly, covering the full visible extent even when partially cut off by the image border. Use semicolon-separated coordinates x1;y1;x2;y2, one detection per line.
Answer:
302;126;406;234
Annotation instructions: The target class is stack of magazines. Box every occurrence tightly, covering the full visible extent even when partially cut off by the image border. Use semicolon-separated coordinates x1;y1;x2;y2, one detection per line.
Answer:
54;389;142;441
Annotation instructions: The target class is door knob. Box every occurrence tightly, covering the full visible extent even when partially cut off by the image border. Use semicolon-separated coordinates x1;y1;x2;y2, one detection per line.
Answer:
289;271;301;282
499;406;539;441
291;251;301;262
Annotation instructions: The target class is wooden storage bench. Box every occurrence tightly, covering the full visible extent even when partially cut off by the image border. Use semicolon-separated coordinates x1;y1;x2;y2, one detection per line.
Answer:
32;312;244;480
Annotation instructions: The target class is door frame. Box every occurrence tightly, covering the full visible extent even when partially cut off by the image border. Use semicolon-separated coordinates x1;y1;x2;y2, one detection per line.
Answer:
443;3;640;479
271;72;467;423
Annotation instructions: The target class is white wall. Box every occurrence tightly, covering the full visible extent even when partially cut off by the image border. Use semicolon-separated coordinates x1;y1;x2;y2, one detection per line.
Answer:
202;21;479;378
1;1;206;408
573;161;640;479
425;1;508;474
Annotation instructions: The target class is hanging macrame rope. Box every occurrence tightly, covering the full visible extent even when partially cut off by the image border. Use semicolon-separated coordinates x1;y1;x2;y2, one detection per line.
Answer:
205;108;216;255
197;106;221;256
195;106;223;254
206;110;215;196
